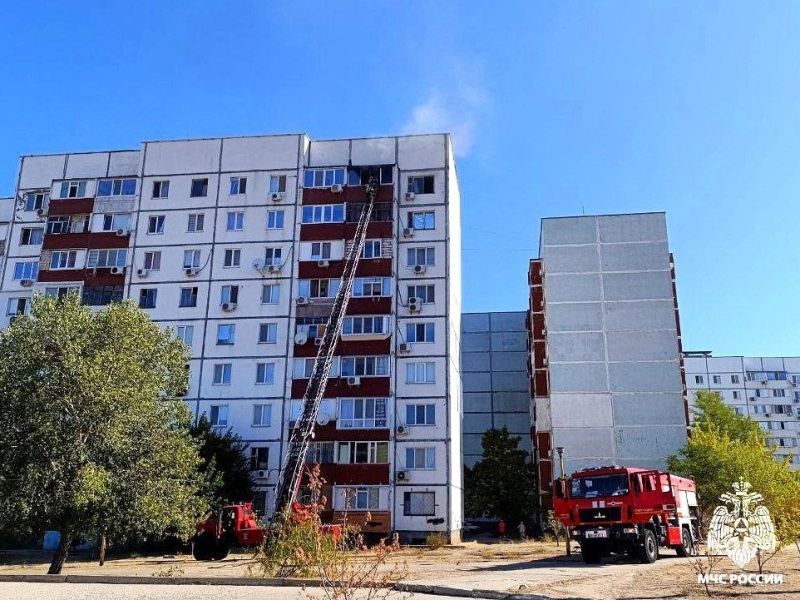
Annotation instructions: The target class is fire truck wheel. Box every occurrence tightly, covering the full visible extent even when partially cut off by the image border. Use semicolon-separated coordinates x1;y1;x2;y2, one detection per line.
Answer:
212;542;230;561
638;530;659;564
580;543;602;564
675;527;693;557
193;532;216;561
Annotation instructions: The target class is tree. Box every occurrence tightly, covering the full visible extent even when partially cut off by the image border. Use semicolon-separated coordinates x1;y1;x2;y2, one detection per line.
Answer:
464;428;536;528
190;415;254;510
0;294;208;574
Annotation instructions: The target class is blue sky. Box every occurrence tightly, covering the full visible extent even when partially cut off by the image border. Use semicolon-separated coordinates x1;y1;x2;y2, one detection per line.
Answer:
0;1;798;356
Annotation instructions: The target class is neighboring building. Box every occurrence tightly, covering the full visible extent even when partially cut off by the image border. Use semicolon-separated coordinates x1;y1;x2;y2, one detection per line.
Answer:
684;353;800;467
0;133;464;542
528;213;688;511
461;311;531;467
0;198;12;275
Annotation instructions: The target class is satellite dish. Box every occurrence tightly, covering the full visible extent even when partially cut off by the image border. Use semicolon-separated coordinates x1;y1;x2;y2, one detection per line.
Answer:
294;332;308;345
317;412;330;426
252;259;265;271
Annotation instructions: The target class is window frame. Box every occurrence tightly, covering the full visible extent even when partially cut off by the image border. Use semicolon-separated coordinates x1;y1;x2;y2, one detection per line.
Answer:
147;215;165;234
190;178;209;198
212;363;232;386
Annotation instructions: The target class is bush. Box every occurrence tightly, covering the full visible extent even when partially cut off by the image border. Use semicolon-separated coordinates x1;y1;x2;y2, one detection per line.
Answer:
425;532;447;549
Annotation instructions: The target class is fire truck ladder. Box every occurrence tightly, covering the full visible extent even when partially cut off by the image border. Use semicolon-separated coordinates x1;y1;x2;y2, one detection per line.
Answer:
272;176;379;519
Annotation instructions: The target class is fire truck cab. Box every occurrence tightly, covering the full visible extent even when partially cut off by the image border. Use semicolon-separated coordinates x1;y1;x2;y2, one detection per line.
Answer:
552;466;699;564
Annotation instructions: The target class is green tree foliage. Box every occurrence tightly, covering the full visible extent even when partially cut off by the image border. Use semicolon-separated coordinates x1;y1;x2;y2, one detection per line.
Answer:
190;415;254;510
0;294;208;573
668;391;800;545
464;427;536;527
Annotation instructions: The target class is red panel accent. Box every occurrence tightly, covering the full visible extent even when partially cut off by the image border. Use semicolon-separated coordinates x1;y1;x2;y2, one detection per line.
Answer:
332;510;391;533
299;222;393;241
347;297;392;315
528;260;543;286
302;186;394;205
43;232;130;250
534;371;549;397
531;313;546;339
47;198;94;215
312;422;390;442
87;232;131;249
294;338;391;357
298;258;392;279
533;341;547;370
291;377;391;399
531;287;544;312
537;432;552;458
318;464;390;485
37;268;125;285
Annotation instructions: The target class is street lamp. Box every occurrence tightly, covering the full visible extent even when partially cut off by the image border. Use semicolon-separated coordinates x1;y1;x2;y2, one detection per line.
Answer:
554;446;570;556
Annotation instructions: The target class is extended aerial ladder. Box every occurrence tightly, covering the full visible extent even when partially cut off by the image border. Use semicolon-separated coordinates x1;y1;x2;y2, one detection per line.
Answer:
271;176;380;521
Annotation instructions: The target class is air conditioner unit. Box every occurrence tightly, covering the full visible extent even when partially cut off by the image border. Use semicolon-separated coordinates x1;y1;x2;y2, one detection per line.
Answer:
136;268;148;277
413;265;426;275
289;420;297;429
403;228;414;237
185;268;197;277
408;297;421;312
221;302;237;312
110;266;125;275
256;470;268;479
405;192;415;201
36;208;45;217
267;264;281;274
347;376;361;386
396;425;408;435
9;316;17;324
330;184;344;193
270;192;283;202
115;228;128;237
765;413;771;418
396;471;407;482
294;332;309;345
314;337;324;346
20;279;33;288
398;342;410;353
749;396;756;401
296;296;309;306
317;259;330;268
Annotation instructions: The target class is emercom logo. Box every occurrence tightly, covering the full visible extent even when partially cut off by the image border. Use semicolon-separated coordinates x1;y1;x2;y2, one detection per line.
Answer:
706;479;777;569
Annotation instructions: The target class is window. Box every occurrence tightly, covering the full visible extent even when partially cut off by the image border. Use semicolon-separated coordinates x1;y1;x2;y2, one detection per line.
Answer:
176;325;194;345
256;363;275;385
223;248;241;267
408;285;435;303
152;180;169;199
227;212;244;231
59;181;87;199
7;298;29;316
248;447;269;471
138;288;157;309
731;374;740;384
353;277;391;297
306;441;335;464
712;375;722;384
213;364;232;385
259;322;278;344
336;441;388;464
261;284;279;304
301;204;345;224
406;404;435;426
148;215;165;234
407;175;434;195
299;279;340;299
733;407;744;416
87;249;127;269
403;491;435;516
46;216;71;235
304;168;345;188
187;213;205;232
230;177;247;195
773;389;786;398
293;357;335;379
179;287;198;307
217;324;235;345
694;375;704;385
20;228;44;245
732;391;740;400
269;175;287;193
143;251;161;270
266;210;284;229
347;165;393;186
13;261;39;281
44;286;79;299
406;447;435;470
190;178;209;197
97;178;136;196
24;191;47;211
339;398;387;428
310;242;331;260
183;250;201;269
340;356;389;377
407;247;435;267
100;213;131;233
209;404;228;427
406;322;435;343
221;285;239;304
82;285;123;305
342;316;389;336
264;247;282;267
362;240;382;259
406;362;435;384
253;404;272;427
340;487;380;511
49;251;77;270
408;211;435;230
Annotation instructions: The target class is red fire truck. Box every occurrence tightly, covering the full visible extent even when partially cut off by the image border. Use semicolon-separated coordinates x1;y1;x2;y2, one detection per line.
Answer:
552;466;699;564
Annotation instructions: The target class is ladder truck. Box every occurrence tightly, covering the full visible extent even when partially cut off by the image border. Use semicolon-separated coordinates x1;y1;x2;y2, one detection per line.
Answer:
192;177;379;560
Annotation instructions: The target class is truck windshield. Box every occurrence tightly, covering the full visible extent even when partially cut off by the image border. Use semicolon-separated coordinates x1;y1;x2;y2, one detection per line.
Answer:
570;474;629;498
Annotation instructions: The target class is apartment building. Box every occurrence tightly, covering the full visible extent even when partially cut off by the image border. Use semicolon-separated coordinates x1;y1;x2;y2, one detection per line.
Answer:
528;213;688;513
684;353;800;467
0;133;463;542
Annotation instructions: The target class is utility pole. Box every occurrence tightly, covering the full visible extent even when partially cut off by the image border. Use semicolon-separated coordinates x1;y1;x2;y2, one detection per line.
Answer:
555;446;570;556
